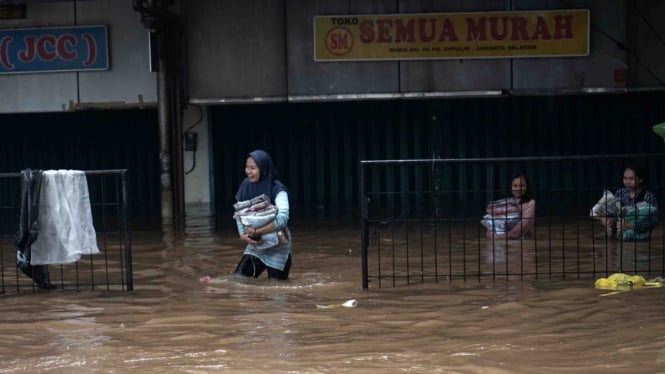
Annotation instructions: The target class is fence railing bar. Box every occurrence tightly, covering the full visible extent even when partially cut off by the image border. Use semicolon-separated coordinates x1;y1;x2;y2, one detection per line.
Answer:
361;155;665;289
0;169;132;294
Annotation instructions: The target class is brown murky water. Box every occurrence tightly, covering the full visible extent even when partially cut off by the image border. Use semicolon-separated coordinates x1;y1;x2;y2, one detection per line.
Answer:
2;207;665;373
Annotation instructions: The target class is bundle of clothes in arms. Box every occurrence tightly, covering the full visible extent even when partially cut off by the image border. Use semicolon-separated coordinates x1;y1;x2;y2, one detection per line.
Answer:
590;189;658;241
233;194;286;249
481;198;522;235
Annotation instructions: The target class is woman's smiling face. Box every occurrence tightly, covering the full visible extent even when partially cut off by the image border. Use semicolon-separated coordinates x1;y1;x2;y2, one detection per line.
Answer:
623;168;642;191
511;176;528;199
245;156;260;183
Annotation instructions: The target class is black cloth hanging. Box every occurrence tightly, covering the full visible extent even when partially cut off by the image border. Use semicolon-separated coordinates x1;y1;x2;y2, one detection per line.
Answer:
14;169;55;289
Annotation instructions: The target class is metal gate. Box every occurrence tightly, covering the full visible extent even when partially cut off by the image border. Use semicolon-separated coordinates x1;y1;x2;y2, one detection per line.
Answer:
360;154;665;289
0;169;133;294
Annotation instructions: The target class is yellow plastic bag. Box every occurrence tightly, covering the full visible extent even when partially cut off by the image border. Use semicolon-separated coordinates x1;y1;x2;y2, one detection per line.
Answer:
594;273;646;290
594;273;663;296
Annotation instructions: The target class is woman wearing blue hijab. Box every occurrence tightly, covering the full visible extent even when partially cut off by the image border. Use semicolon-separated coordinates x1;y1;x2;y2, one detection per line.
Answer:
233;150;292;279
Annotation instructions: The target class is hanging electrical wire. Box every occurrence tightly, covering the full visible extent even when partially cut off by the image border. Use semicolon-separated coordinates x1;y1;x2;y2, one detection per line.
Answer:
184;105;203;175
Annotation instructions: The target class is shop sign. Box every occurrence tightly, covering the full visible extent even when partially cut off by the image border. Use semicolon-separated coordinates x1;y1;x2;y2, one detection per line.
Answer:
0;25;108;74
314;10;589;61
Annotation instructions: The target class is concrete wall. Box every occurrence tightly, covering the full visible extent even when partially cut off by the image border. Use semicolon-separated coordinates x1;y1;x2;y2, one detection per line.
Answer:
627;0;665;89
184;0;287;100
182;104;210;204
186;0;649;102
3;0;661;110
0;0;156;113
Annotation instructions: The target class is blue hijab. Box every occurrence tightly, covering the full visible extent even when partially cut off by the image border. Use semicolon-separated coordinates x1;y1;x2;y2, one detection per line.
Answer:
235;150;288;202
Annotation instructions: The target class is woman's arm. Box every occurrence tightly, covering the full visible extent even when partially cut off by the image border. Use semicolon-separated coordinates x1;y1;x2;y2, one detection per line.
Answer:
640;190;659;232
252;191;290;236
236;216;257;244
621;190;659;234
235;191;289;244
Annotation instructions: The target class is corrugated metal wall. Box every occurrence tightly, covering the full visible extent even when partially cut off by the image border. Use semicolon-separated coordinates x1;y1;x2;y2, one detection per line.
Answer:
2;92;663;229
0;109;161;228
210;92;665;223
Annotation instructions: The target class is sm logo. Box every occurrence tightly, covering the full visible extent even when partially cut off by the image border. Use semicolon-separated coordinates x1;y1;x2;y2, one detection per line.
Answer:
324;27;353;56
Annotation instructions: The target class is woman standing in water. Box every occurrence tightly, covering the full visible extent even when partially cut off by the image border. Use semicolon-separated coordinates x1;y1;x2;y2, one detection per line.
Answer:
233;149;292;279
485;172;536;240
599;163;658;240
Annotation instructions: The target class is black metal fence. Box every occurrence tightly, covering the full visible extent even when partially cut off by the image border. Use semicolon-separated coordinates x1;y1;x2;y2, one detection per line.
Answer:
0;169;133;294
360;154;665;289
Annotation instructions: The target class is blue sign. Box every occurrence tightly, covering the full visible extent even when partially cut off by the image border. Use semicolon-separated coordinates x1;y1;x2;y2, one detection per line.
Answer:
0;25;108;74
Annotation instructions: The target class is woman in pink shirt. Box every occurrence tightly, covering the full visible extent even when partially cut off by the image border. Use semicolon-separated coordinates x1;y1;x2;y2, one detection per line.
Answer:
485;173;536;240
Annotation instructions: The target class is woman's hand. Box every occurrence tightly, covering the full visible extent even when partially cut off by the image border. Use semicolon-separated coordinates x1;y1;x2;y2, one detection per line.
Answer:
617;219;634;233
241;226;263;247
246;226;262;240
241;232;255;244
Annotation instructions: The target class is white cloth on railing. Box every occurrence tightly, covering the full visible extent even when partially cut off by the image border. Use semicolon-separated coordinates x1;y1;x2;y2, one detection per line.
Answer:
31;170;99;264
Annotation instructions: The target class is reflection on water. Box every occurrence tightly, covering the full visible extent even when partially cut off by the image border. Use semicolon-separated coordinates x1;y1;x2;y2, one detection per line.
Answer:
1;205;665;373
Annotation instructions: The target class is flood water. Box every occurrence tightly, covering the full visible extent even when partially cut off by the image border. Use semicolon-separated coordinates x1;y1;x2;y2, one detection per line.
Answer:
2;207;665;373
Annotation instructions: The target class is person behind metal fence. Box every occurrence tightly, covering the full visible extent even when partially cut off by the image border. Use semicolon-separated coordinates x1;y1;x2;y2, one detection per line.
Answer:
482;172;536;240
595;163;658;240
232;149;292;280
